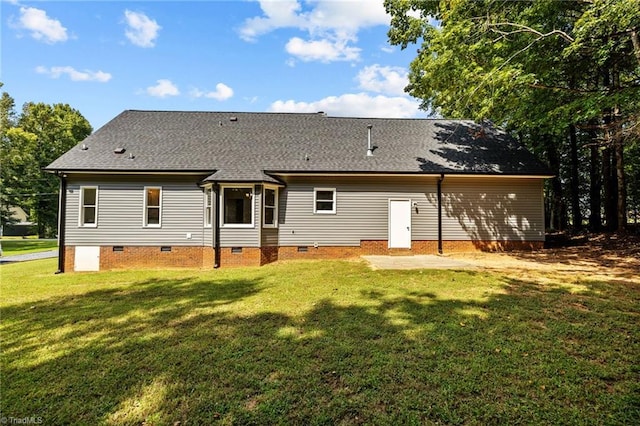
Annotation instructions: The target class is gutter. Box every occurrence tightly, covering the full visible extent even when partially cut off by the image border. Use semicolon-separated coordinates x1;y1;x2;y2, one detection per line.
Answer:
213;183;221;268
437;173;444;255
55;173;67;273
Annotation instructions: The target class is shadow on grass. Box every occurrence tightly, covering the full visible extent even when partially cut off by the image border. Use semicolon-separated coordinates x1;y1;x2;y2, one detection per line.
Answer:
1;269;638;424
0;239;58;256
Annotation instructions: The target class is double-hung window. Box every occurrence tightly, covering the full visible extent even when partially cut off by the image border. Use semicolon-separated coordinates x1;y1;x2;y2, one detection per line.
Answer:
204;187;213;227
222;186;254;227
313;188;336;214
144;187;162;227
263;186;278;227
80;186;98;227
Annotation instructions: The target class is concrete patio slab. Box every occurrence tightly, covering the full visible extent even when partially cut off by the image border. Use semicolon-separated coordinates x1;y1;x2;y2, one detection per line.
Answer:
362;255;477;270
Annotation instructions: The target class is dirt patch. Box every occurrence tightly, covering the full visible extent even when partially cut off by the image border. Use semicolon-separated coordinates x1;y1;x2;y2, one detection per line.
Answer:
447;233;640;284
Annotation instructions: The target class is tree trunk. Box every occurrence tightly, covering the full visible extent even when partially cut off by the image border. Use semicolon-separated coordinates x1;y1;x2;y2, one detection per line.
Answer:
615;139;627;231
569;124;581;230
589;141;601;231
544;135;565;231
37;199;46;239
631;30;640;65
602;147;618;231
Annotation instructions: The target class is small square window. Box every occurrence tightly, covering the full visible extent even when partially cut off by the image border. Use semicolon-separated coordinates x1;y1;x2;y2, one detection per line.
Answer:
314;188;336;214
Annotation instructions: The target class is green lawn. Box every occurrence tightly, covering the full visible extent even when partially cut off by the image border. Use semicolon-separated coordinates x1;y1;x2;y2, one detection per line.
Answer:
1;259;638;425
0;238;58;256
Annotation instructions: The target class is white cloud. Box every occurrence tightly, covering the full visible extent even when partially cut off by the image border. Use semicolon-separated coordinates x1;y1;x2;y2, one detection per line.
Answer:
285;36;360;63
356;65;408;96
240;0;304;41
35;66;112;82
268;93;421;118
146;79;179;98
124;10;160;48
190;83;234;101
240;0;389;63
17;7;68;44
240;0;388;41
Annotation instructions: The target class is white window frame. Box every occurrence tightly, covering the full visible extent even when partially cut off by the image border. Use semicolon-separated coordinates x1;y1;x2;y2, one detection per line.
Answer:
79;186;98;227
313;188;336;214
263;185;278;228
143;186;162;228
204;186;213;228
220;184;255;228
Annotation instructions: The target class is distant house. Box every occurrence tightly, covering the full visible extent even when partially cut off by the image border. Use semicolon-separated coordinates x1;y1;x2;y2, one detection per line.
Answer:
2;206;36;237
46;110;551;271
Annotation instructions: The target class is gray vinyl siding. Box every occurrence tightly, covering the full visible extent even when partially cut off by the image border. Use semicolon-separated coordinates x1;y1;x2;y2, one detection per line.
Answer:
64;174;544;249
261;227;279;246
65;175;208;246
278;176;439;246
440;177;545;241
277;175;545;246
203;225;213;247
218;184;261;247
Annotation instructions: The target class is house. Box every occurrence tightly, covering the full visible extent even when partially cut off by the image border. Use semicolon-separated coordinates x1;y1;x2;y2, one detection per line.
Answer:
46;110;551;271
1;206;36;237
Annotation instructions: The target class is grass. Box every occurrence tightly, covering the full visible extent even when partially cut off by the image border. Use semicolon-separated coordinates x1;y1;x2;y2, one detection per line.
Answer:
0;238;58;256
1;259;639;425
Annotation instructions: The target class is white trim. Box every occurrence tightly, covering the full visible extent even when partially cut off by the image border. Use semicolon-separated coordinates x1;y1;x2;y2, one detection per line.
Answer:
143;186;162;228
52;170;212;176
313;187;336;214
220;184;255;228
204;186;213;228
53;170;553;179
272;172;553;179
79;186;98;227
263;185;279;228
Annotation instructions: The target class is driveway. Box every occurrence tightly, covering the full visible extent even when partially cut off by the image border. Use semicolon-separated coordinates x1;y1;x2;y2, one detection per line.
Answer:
0;250;58;264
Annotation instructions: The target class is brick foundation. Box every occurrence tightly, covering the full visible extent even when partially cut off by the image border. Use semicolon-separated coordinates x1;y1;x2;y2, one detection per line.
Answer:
260;246;279;265
64;246;75;272
277;239;543;261
64;246;212;271
100;246;210;270
63;239;543;271
219;247;262;267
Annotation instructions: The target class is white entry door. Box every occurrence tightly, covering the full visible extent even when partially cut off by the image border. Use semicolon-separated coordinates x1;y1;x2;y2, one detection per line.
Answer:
388;199;411;248
75;246;100;271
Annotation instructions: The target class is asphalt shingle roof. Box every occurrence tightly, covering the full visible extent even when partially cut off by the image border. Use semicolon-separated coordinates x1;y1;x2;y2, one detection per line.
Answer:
46;110;551;178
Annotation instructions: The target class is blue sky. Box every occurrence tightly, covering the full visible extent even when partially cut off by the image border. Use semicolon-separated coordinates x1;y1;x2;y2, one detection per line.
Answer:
1;0;426;130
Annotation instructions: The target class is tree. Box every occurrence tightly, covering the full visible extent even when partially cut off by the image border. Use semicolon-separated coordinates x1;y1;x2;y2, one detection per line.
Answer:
1;86;92;238
385;0;640;232
0;85;23;226
16;102;92;237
